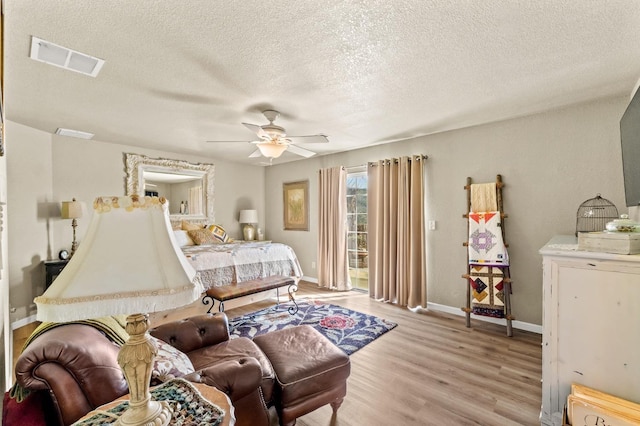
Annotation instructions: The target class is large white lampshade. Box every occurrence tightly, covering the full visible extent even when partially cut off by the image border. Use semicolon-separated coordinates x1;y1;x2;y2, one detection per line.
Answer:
35;195;203;426
36;195;202;321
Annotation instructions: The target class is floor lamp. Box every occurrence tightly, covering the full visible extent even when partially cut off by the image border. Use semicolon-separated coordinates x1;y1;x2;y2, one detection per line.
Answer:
35;195;203;426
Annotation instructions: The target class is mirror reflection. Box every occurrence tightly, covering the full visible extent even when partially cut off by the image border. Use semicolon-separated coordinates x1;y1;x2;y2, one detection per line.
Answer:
124;153;215;222
143;170;204;216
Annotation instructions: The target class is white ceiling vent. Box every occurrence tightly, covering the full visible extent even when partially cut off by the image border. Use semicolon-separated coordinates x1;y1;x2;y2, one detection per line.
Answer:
55;128;94;139
30;36;105;77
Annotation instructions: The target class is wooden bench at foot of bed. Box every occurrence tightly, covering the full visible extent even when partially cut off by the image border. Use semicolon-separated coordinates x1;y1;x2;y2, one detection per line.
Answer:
202;275;299;315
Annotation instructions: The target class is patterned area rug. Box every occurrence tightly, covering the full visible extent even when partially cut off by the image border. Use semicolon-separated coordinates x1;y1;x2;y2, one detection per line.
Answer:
228;300;397;355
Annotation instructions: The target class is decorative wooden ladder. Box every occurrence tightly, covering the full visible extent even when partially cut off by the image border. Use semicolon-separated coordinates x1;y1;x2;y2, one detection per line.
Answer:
462;174;514;337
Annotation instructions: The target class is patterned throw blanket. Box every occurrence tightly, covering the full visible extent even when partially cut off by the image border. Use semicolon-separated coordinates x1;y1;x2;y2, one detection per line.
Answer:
21;315;129;353
74;378;224;426
468;265;506;318
468;211;509;266
468;211;509;318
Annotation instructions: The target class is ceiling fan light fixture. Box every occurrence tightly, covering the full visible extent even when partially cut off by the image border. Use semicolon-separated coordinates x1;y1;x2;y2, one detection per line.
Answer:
257;142;287;158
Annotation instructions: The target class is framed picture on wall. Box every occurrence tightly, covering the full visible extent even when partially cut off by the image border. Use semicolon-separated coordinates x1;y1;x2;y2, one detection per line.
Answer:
283;180;309;231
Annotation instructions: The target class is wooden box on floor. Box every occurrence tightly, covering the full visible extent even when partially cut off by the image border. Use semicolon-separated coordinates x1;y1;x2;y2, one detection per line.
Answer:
566;384;640;425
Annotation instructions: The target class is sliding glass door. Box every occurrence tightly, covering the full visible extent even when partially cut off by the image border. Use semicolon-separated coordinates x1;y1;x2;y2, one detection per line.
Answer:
346;170;368;291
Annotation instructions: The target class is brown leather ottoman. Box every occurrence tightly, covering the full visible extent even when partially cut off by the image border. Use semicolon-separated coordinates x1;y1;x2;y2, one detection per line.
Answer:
253;325;351;426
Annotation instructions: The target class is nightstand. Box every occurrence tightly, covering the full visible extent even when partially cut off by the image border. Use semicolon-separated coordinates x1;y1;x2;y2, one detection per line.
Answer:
44;259;69;289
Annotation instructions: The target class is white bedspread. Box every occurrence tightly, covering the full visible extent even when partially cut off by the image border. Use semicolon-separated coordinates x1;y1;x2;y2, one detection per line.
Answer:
181;241;303;289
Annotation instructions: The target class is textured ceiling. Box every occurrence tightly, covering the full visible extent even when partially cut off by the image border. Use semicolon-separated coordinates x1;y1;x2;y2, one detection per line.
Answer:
5;1;640;165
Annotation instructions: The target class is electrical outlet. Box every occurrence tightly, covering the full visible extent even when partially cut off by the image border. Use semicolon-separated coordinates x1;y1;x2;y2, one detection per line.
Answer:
428;220;436;230
311;261;316;269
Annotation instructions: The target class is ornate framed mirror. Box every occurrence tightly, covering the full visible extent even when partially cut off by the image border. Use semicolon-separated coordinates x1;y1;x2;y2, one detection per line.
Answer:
124;153;215;223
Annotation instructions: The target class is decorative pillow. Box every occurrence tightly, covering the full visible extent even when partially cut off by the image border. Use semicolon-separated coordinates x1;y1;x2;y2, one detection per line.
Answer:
187;229;219;245
181;220;202;231
173;230;195;247
150;335;195;385
207;224;229;243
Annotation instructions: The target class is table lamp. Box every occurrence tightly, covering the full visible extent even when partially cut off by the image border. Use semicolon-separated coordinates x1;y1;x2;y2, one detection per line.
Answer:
60;198;83;257
35;195;203;426
239;209;258;241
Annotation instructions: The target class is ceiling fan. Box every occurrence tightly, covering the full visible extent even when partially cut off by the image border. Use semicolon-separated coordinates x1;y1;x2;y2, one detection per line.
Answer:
207;110;329;159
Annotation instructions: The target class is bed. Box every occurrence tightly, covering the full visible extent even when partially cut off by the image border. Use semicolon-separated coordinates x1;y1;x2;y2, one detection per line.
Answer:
178;238;303;290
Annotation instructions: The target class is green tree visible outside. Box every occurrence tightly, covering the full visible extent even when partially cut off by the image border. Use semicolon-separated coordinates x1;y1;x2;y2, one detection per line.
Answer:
347;172;368;290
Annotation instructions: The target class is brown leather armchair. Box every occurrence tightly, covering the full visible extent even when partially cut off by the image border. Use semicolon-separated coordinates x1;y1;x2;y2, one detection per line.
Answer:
150;314;279;426
14;313;276;426
15;324;128;426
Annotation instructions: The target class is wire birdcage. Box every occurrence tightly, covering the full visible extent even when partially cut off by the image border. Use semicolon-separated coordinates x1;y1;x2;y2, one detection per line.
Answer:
576;194;619;235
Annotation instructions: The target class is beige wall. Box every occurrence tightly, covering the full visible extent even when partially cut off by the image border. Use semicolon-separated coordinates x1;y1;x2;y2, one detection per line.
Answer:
7;123;54;322
6;94;630;328
265;95;628;326
7;124;265;324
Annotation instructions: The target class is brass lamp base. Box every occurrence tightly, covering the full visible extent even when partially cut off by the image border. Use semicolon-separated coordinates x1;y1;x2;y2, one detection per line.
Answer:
243;224;255;241
116;314;173;426
70;218;79;257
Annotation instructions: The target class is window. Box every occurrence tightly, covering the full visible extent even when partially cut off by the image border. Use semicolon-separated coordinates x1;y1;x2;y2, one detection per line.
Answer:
346;169;368;290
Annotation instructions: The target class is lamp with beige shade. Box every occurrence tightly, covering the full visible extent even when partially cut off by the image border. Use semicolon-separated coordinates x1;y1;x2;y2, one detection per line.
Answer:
35;195;204;426
60;198;83;257
239;209;258;241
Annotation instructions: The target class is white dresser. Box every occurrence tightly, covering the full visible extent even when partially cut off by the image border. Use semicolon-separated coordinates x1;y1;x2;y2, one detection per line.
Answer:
539;236;640;425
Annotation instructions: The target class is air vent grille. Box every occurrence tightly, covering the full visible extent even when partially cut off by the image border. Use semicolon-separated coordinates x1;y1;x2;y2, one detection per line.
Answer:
55;128;94;139
30;36;105;77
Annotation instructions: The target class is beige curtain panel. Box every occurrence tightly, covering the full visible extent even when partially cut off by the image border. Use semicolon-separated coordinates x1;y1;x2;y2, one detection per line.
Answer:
317;166;351;291
368;155;426;308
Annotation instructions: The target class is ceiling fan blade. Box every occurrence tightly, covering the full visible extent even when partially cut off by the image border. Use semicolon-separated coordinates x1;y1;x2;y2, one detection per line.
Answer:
286;144;317;158
206;140;252;143
287;134;329;144
248;149;262;158
243;123;270;140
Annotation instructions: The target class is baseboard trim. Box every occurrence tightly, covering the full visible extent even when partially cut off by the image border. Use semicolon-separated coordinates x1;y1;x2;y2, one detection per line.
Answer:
11;314;38;330
301;275;318;284
426;302;542;334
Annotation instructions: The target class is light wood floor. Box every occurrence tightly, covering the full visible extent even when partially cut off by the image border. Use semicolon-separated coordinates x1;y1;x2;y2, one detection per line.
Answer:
225;281;543;426
13;281;542;425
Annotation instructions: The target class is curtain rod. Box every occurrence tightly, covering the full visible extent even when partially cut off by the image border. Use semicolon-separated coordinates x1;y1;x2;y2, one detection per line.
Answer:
317;166;346;172
368;154;428;166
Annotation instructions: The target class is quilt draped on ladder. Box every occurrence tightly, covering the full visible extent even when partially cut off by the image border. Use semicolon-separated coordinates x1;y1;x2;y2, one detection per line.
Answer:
468;211;509;318
468;211;509;266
